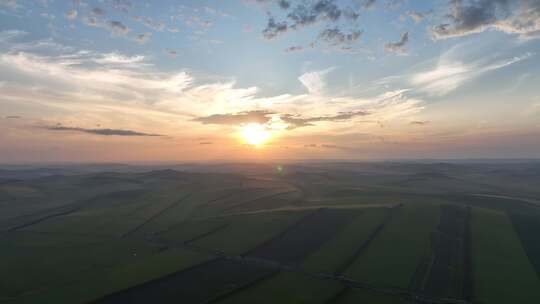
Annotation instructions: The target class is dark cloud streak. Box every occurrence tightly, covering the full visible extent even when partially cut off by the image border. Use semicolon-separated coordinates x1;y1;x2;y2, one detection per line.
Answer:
280;110;369;129
431;0;540;39
194;110;274;125
384;31;408;54
41;126;162;137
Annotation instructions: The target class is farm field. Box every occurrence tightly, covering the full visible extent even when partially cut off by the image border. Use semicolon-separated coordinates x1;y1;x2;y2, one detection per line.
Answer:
471;208;540;304
1;162;540;303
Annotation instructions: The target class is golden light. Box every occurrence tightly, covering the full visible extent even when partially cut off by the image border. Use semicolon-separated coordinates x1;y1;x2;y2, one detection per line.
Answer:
241;123;270;146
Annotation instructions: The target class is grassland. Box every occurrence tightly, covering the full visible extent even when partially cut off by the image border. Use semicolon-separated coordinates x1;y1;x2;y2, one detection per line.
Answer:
302;207;389;274
343;203;440;288
215;272;342;304
328;288;406;304
2;162;540;304
471;207;540;304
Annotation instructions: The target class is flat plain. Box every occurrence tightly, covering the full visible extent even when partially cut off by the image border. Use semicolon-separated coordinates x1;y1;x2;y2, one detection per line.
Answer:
1;161;540;304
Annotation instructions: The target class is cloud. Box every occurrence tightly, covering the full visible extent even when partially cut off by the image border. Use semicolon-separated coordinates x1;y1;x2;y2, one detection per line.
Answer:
108;20;130;35
432;0;540;39
135;32;151;44
303;143;348;150
65;9;78;20
5;115;20;119
110;0;132;12
288;0;342;26
410;120;429;125
278;0;291;9
343;7;360;20
193;109;369;130
298;68;334;95
83;17;131;36
261;0;361;41
193;110;274;125
410;49;534;96
199;141;213;145
0;0;19;10
41;126;162;136
363;0;376;10
280;111;369;129
94;52;146;65
317;28;362;46
284;45;304;52
91;7;105;16
262;17;288;39
384;31;408;54
0;29;27;42
0;50;193;102
405;11;424;23
166;49;178;58
133;16;165;31
0;38;426;147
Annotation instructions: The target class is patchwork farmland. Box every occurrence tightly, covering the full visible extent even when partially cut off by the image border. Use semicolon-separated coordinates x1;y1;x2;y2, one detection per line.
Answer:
2;162;540;304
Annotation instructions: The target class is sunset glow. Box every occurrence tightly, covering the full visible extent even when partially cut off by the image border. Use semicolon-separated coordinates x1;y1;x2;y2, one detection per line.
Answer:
241;123;270;146
0;0;539;162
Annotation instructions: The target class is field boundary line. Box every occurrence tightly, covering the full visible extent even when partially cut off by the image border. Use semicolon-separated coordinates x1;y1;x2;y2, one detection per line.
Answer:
120;193;193;238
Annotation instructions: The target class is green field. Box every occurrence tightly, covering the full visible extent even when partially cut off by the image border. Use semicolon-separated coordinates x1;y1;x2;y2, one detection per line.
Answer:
2;162;540;303
471;208;540;304
344;203;440;288
216;272;342;304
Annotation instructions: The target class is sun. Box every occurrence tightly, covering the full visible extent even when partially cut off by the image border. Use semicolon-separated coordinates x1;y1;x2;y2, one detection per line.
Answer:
241;123;270;146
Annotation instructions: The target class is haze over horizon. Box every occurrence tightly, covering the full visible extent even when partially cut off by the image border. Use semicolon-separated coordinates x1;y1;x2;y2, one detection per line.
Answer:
1;0;540;162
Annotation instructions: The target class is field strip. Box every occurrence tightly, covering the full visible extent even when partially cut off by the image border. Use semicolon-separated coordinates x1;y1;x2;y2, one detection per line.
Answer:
203;271;278;304
151;223;231;249
417;205;472;299
324;287;349;304
5;207;81;232
132;240;471;304
322;206;398;304
221;190;300;212
1;189;146;233
199;191;240;206
462;206;473;300
198;203;397;220
471;194;540;207
333;207;397;275
120;193;192;238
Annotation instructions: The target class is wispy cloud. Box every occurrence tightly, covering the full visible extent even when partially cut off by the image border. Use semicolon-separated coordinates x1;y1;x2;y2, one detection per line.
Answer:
110;0;132;12
410;51;534;96
0;37;425;148
298;67;334;95
0;0;20;10
0;29;27;42
133;16;165;31
404;11;424;23
94;52;148;66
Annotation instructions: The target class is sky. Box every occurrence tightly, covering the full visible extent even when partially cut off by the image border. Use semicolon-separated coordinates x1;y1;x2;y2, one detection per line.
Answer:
0;0;539;163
